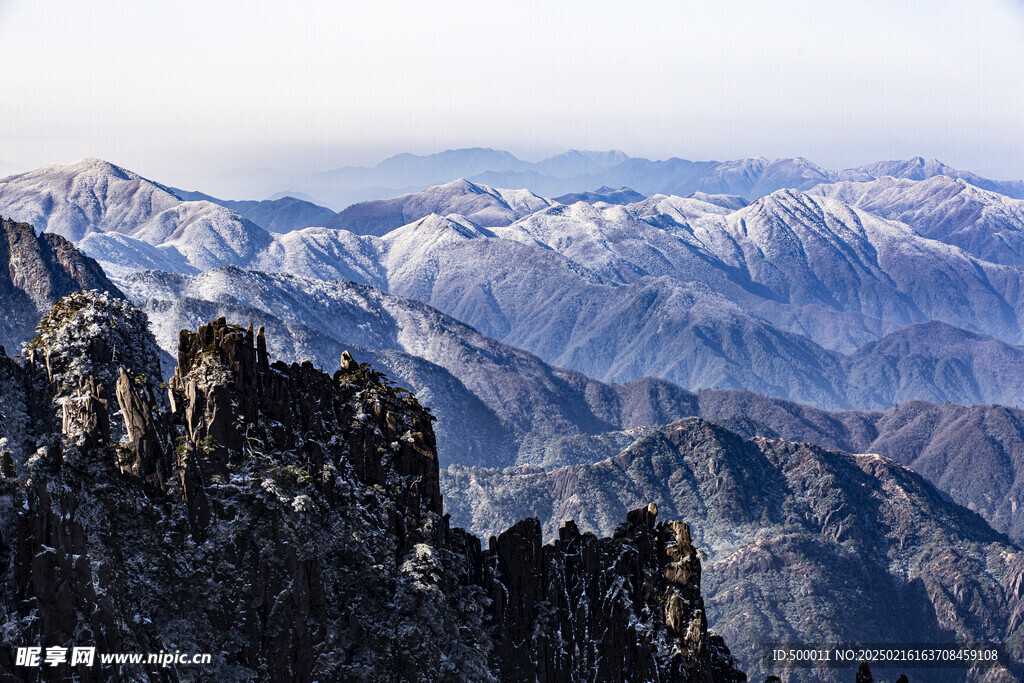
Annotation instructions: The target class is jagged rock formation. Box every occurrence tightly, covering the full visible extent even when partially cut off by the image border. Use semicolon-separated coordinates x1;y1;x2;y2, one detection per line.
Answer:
485;506;744;682
0;292;742;681
443;418;1024;682
0;216;122;350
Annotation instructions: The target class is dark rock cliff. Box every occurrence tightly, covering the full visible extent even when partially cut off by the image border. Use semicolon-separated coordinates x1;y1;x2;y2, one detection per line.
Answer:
0;291;743;681
0;217;123;352
485;506;744;682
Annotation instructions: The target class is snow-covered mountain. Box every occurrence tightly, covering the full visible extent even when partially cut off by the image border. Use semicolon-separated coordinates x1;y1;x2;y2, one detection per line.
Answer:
10;157;1024;411
386;188;1024;353
0;158;183;241
64;164;1024;360
676;190;1024;347
119;264;1024;474
119;266;708;467
556;154;1024;202
810;174;1024;265
840;156;1024;197
681;192;748;211
171;188;337;233
326;178;552;235
0;158;271;275
184;147;1024;209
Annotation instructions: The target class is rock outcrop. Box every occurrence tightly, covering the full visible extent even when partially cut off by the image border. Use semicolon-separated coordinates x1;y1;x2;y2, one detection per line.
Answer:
0;293;743;681
0;216;122;351
484;504;744;682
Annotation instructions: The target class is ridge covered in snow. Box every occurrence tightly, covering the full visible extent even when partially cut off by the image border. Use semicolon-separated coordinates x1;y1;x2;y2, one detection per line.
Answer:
810;174;1024;265
326;178;552;235
8;157;1024;409
0;158;272;273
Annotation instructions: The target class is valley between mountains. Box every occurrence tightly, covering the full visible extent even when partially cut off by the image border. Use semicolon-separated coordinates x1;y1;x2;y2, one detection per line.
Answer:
4;149;1024;680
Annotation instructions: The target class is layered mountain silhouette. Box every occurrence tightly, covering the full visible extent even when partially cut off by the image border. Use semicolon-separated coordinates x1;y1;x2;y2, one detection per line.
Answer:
199;148;1024;209
5;158;1024;411
326;178;552;235
170;187;336;233
3;150;1024;680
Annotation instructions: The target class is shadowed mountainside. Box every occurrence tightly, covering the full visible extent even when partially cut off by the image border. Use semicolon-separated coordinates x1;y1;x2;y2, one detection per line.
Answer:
442;418;1024;683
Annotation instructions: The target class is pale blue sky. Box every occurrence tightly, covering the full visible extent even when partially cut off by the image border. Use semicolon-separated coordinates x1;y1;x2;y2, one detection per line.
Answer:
1;0;1022;187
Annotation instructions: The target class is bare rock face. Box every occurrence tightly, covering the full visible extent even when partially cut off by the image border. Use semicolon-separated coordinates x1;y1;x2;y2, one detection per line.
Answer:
0;216;122;351
115;366;170;489
169;318;443;523
0;295;743;681
485;504;745;682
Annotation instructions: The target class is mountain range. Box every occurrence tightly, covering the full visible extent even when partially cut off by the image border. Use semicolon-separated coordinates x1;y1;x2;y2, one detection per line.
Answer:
5;148;1024;680
6;158;1024;413
170;187;337;233
118;265;705;468
112;265;1024;555
3;285;1018;680
195;148;1024;209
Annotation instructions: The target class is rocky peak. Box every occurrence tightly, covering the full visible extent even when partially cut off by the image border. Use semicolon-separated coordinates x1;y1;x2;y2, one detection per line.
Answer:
0;297;743;681
169;318;442;522
22;290;163;442
0;217;123;350
483;500;745;681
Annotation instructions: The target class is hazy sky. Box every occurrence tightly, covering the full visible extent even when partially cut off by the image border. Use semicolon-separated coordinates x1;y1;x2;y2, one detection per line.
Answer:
1;0;1023;188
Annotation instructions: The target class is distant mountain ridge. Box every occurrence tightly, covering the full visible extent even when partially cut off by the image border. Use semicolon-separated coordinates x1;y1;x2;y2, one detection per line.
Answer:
251;149;1024;209
692;389;1024;542
553;186;647;206
326;178;552;235
8;159;1024;413
170;187;336;233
